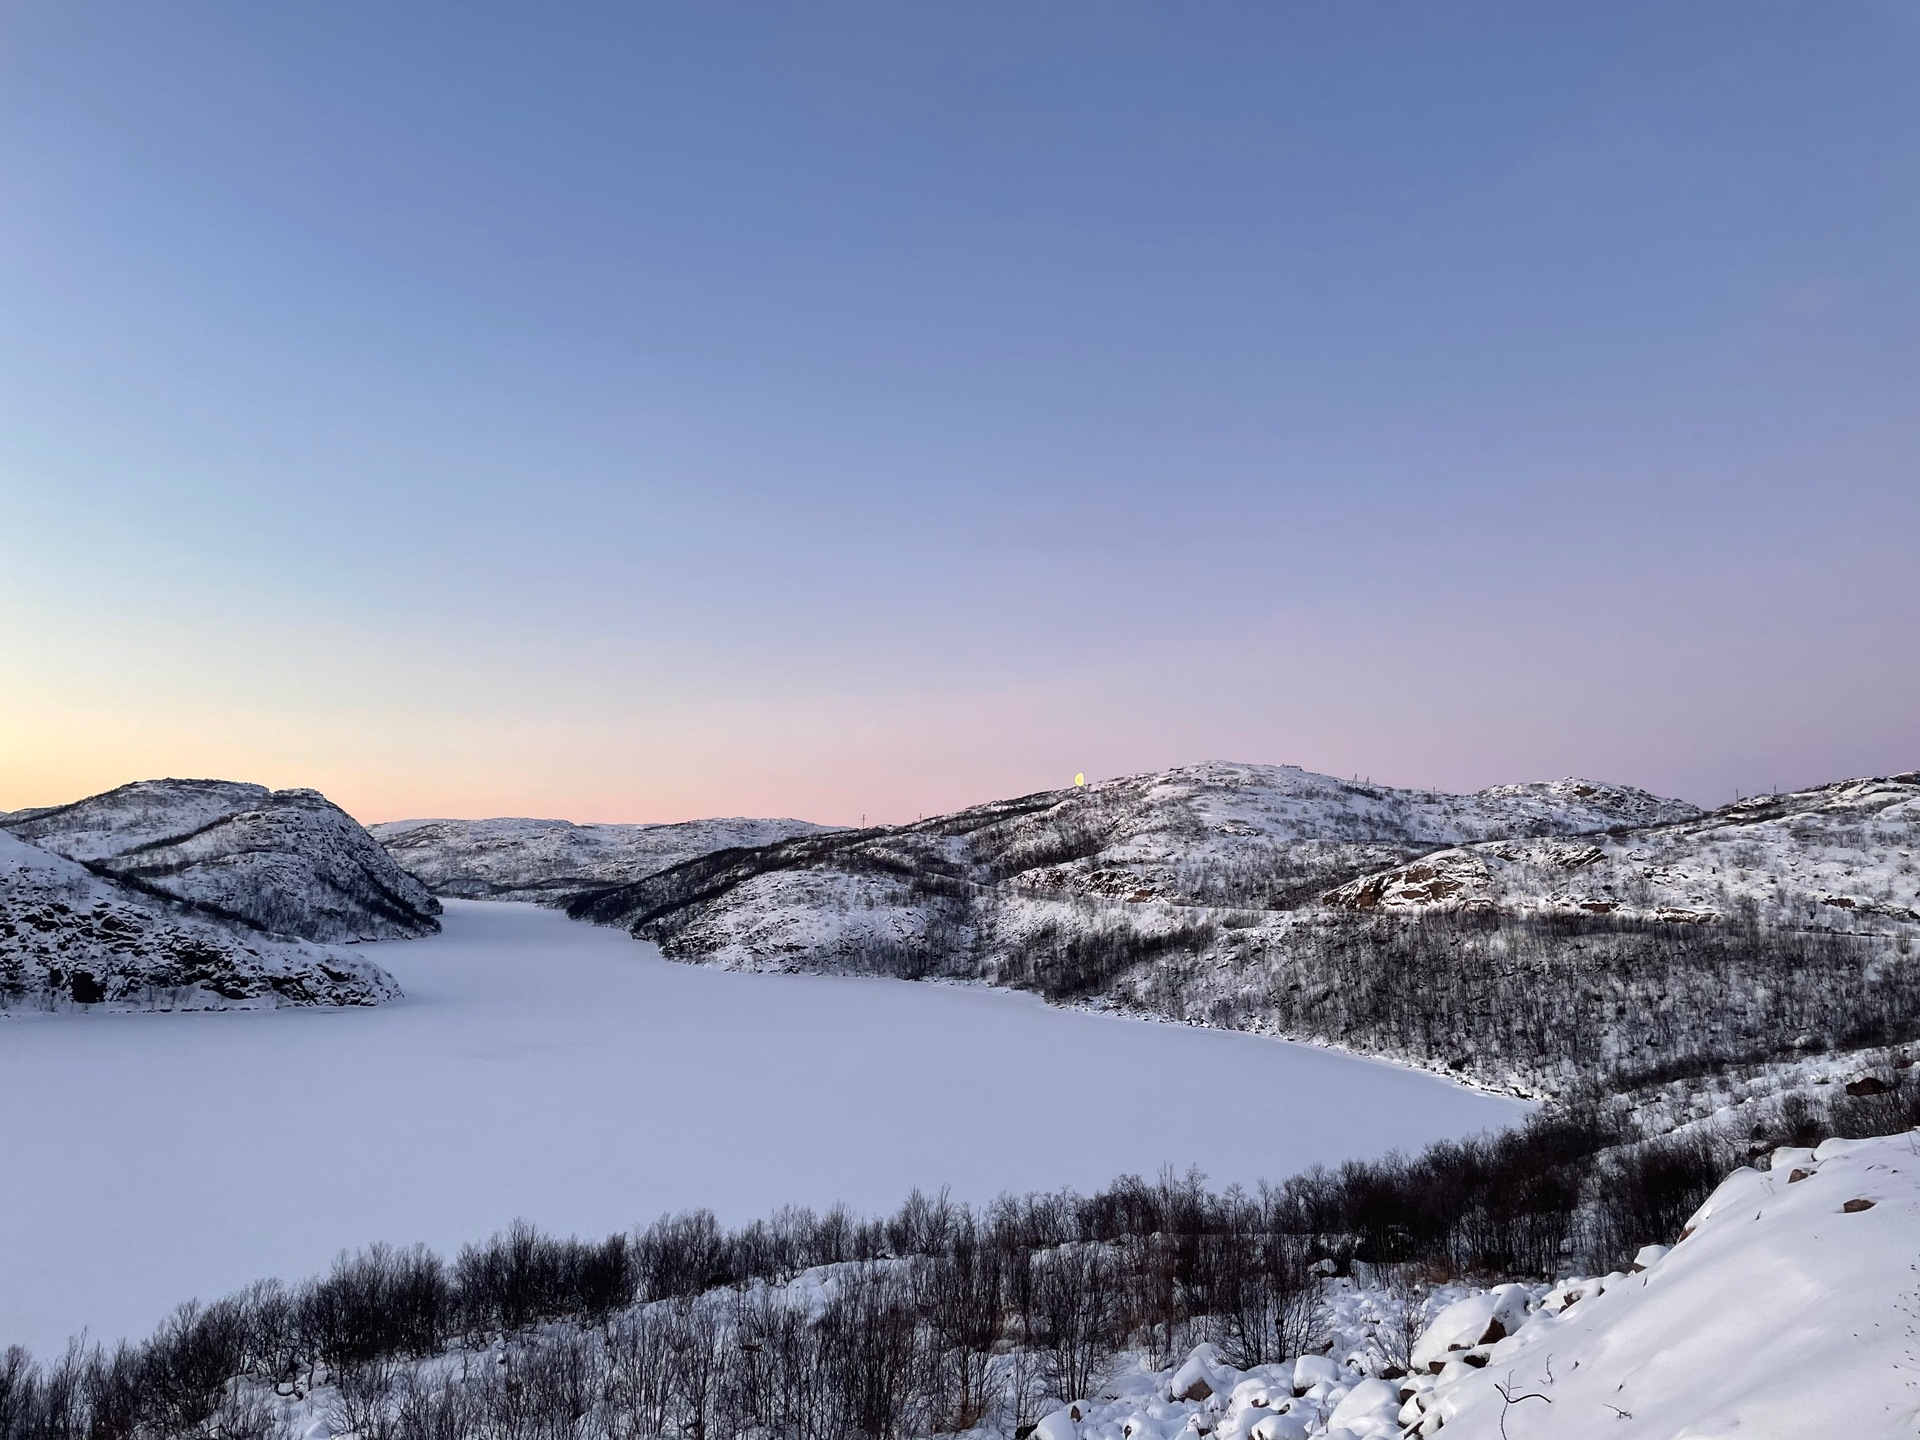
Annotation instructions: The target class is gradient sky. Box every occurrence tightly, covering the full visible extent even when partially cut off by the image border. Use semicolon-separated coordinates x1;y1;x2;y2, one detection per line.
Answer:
2;3;1916;826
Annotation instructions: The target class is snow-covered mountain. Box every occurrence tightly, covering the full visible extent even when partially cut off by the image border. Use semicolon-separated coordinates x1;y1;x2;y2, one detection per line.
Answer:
1;779;442;942
566;762;1919;1096
370;815;836;903
0;829;399;1011
570;761;1695;932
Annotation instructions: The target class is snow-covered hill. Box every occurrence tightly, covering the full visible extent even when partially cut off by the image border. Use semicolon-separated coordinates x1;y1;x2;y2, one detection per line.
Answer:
370;814;836;902
1323;770;1920;927
566;763;1920;1096
0;829;399;1010
2;779;441;942
570;761;1693;936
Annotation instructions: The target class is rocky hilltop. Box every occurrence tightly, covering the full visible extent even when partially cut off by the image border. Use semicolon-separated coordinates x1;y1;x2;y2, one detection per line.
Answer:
565;761;1920;1096
2;779;441;943
0;829;399;1011
1322;771;1920;927
371;815;835;903
568;761;1697;949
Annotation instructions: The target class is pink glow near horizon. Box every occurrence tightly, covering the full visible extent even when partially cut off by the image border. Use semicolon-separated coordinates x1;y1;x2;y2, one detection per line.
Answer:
1;7;1915;816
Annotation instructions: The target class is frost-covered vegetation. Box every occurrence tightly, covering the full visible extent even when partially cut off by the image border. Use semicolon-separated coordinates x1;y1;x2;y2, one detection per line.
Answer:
2;1071;1913;1440
564;765;1920;1098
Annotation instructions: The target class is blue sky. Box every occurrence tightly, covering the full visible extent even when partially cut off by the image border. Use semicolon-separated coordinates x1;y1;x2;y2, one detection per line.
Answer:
2;3;1915;822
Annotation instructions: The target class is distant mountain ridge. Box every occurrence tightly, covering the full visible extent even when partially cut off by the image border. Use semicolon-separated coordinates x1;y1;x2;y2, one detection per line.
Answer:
560;760;1919;1096
370;815;836;903
3;779;441;943
568;761;1699;938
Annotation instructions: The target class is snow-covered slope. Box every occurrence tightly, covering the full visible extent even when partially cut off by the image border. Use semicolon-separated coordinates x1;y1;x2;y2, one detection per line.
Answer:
0;829;399;1010
1415;1128;1920;1438
571;761;1693;937
1003;1132;1920;1440
566;764;1920;1096
370;815;836;902
2;779;441;942
1324;770;1920;927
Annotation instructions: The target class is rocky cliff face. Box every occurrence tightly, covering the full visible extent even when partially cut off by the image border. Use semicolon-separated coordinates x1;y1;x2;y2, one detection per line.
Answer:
3;779;441;943
369;815;836;903
0;829;400;1011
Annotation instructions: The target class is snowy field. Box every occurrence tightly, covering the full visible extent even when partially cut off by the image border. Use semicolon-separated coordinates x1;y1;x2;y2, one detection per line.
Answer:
0;901;1524;1358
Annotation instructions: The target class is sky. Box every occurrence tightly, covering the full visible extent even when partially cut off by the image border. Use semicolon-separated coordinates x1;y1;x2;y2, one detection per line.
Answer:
1;2;1916;826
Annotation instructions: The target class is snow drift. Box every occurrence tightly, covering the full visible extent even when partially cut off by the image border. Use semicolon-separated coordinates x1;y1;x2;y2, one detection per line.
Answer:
1402;1127;1920;1437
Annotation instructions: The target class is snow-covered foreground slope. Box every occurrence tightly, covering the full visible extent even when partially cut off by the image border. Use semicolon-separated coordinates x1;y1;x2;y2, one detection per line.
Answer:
3;778;441;941
370;814;835;902
1015;1134;1920;1440
568;765;1917;1096
0;829;398;1011
0;900;1523;1358
1404;1128;1920;1438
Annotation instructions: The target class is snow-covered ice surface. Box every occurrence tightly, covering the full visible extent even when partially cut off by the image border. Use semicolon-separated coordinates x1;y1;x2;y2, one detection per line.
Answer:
0;900;1524;1360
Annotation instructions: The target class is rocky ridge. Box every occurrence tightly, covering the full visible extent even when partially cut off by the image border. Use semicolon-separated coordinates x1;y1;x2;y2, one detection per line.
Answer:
0;829;399;1011
3;779;442;943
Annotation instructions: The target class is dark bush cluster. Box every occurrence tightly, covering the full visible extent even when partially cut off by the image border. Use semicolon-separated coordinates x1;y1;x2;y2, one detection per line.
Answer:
1122;909;1920;1093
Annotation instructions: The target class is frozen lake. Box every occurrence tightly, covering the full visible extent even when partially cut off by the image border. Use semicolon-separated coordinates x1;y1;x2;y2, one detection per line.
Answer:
0;900;1525;1356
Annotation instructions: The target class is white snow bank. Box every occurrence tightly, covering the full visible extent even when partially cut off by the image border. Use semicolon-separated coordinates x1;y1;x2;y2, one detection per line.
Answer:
1419;1127;1920;1437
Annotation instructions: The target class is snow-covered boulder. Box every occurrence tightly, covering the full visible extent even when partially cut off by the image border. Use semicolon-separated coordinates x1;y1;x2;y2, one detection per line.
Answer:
4;779;440;942
1409;1284;1532;1372
1628;1243;1670;1272
1290;1353;1344;1394
1246;1414;1307;1440
1324;1376;1401;1435
1169;1344;1232;1401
